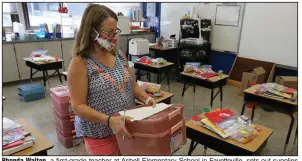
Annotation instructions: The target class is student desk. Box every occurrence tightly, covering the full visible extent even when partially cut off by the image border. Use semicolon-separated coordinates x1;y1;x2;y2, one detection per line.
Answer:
241;84;298;155
180;72;229;108
12;118;54;156
149;45;178;64
23;58;63;86
186;115;274;155
135;91;174;105
134;62;174;91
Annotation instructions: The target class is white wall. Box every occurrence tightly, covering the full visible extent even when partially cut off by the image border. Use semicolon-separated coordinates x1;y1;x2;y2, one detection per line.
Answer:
160;3;244;53
238;3;297;67
160;3;198;39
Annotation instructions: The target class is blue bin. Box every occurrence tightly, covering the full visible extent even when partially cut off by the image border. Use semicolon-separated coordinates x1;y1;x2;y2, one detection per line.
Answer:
56;33;62;39
46;33;54;39
18;83;45;102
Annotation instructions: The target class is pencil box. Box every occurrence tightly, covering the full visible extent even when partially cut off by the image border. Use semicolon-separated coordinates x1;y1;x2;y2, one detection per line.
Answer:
115;104;187;155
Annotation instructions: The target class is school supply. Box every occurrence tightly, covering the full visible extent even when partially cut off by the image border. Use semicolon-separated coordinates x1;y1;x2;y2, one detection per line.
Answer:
116;104;186;155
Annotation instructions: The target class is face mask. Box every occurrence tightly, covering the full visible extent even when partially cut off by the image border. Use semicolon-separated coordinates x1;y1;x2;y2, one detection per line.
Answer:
93;28;118;52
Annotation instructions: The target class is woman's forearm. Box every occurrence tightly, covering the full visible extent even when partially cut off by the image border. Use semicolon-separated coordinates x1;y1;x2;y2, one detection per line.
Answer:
73;104;109;125
133;84;150;103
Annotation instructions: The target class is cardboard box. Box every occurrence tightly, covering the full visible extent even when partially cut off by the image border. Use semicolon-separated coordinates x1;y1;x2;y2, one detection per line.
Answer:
240;67;267;95
275;76;297;90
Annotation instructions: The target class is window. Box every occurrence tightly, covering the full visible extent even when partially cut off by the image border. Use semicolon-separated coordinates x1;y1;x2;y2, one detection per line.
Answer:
26;3;61;26
3;14;13;27
3;3;18;27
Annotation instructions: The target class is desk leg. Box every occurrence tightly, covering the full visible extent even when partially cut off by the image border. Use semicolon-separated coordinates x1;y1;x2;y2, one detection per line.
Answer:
251;105;256;121
283;114;295;155
136;70;141;81
210;89;214;109
57;69;63;84
166;72;170;92
192;86;196;108
30;67;33;82
148;73;151;82
42;70;46;86
294;126;298;144
45;71;50;87
220;87;223;109
241;102;247;115
188;140;198;155
157;73;161;84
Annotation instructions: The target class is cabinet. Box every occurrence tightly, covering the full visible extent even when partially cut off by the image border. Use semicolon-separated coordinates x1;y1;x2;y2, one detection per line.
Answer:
61;40;74;70
15;42;43;80
41;41;63;74
3;44;20;83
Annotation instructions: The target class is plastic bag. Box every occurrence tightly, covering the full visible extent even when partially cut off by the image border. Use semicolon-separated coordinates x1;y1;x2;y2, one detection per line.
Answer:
30;49;48;58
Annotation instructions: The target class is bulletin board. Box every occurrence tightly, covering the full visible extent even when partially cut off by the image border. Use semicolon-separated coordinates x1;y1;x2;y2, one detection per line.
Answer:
215;5;241;27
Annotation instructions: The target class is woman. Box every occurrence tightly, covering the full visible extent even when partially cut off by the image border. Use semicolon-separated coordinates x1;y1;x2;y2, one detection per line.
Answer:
67;4;155;156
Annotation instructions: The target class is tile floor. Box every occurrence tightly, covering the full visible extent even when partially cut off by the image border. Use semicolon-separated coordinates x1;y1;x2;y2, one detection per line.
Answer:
2;76;298;156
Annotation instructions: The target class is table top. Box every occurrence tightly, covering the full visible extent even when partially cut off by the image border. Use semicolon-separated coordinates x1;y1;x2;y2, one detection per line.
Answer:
149;45;178;51
181;72;229;82
136;91;174;105
244;84;298;106
134;61;174;69
186;114;274;152
12;119;54;156
23;57;64;65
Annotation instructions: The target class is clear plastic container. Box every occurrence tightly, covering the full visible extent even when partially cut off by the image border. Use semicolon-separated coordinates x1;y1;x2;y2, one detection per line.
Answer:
51;94;74;116
56;125;83;148
50;85;70;103
54;109;75;132
116;104;187;155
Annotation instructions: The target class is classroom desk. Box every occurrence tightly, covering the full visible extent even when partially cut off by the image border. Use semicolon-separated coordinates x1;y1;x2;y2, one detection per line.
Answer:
11;118;54;156
24;58;63;86
134;62;174;91
135;91;174;105
180;72;229;108
186;115;274;156
241;84;298;155
149;46;178;64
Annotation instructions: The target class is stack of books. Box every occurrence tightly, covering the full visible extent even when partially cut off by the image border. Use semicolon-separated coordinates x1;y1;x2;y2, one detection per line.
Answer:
3;118;34;155
200;109;261;144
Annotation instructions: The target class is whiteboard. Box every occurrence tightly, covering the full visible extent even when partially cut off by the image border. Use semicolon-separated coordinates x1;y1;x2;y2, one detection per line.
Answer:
215;5;241;27
238;3;297;67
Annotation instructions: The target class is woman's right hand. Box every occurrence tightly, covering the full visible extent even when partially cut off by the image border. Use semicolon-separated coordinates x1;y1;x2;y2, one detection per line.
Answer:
109;116;133;141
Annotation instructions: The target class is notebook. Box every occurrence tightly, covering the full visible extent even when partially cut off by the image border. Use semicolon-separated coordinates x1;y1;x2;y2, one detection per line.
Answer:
204;109;234;124
3;136;34;155
3;118;22;133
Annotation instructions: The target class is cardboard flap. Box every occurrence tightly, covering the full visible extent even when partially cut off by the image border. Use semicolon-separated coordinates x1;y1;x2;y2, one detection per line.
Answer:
279;76;297;82
253;67;266;75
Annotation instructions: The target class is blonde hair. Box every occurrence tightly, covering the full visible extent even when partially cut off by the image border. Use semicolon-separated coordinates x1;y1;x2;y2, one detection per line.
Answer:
72;4;119;58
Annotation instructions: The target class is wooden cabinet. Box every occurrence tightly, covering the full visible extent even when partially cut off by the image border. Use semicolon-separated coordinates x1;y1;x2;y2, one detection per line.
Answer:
3;44;20;83
61;40;74;71
14;42;43;80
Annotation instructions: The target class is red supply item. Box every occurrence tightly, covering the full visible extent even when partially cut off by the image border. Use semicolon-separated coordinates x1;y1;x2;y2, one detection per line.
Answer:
2;140;24;150
204;109;234;124
201;73;217;78
282;88;296;94
116;104;186;155
138;57;152;65
247;104;254;108
51;95;74;116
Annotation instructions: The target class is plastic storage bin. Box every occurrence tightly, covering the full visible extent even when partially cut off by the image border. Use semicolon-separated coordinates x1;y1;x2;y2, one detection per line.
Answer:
54;108;75;132
53;106;75;120
56;125;83;148
51;94;74;116
116;104;187;155
50;85;69;103
18;83;45;102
